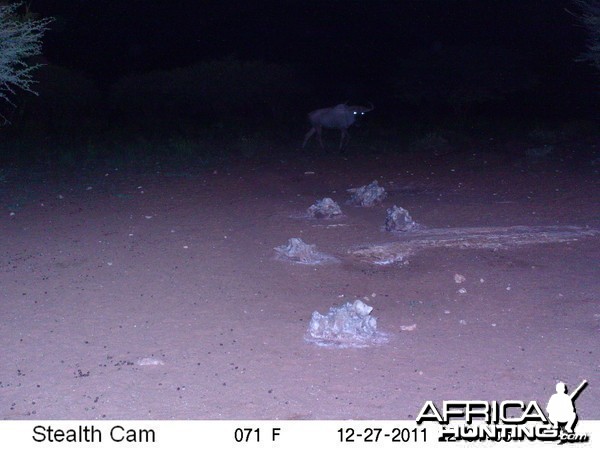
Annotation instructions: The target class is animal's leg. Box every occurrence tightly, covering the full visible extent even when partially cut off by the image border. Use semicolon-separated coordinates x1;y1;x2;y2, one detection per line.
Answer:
303;128;316;148
315;125;324;148
339;128;350;150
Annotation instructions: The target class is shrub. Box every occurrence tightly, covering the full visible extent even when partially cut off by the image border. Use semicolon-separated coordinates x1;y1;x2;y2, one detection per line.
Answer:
108;58;309;133
392;45;537;117
573;1;600;72
9;64;101;137
0;2;52;123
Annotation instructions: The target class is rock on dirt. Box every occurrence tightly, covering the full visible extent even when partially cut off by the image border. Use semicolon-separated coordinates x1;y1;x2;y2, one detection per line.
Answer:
307;197;342;218
347;180;387;207
274;238;338;265
385;205;419;232
306;299;388;348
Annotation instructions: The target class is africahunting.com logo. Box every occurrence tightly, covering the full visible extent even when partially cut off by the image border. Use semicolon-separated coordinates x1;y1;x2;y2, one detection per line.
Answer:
416;380;590;444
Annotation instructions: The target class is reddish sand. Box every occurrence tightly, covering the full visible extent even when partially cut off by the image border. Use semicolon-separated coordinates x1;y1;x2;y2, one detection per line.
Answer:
1;146;598;420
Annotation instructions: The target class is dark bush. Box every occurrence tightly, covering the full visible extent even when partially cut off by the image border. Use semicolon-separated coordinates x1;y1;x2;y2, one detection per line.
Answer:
6;64;101;139
392;44;538;117
574;0;600;72
108;58;310;133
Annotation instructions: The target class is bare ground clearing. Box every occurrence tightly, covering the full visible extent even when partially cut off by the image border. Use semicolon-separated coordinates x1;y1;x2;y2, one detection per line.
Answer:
1;147;598;419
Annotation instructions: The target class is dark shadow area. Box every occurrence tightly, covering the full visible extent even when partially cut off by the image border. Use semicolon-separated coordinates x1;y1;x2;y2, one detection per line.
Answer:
0;0;597;174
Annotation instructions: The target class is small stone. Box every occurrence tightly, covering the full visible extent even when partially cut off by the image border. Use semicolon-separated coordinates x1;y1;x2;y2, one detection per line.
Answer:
137;357;164;366
454;274;466;284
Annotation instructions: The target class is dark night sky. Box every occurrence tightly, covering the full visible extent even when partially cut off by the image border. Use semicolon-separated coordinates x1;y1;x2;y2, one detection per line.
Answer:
27;0;599;117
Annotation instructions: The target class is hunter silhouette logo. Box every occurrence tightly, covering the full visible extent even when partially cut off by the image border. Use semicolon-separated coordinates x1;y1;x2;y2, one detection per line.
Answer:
546;379;587;434
416;379;590;443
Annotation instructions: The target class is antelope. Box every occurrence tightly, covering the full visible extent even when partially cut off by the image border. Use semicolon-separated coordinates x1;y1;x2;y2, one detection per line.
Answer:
302;102;374;150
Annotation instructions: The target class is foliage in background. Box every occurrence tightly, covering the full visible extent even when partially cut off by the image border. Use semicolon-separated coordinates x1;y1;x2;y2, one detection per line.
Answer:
573;0;600;72
108;58;310;133
0;2;52;123
392;45;537;117
7;64;101;139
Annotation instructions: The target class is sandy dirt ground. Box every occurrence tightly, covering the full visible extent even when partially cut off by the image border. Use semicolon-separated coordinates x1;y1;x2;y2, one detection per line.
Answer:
1;145;598;420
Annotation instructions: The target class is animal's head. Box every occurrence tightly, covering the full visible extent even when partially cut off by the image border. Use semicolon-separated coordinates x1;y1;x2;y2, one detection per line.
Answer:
348;102;375;117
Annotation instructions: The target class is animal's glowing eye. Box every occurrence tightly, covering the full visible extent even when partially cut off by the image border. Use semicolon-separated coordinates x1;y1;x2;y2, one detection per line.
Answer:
353;111;357;115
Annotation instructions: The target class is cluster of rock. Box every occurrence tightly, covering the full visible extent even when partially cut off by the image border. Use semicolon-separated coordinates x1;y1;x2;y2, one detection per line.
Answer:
274;180;422;347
